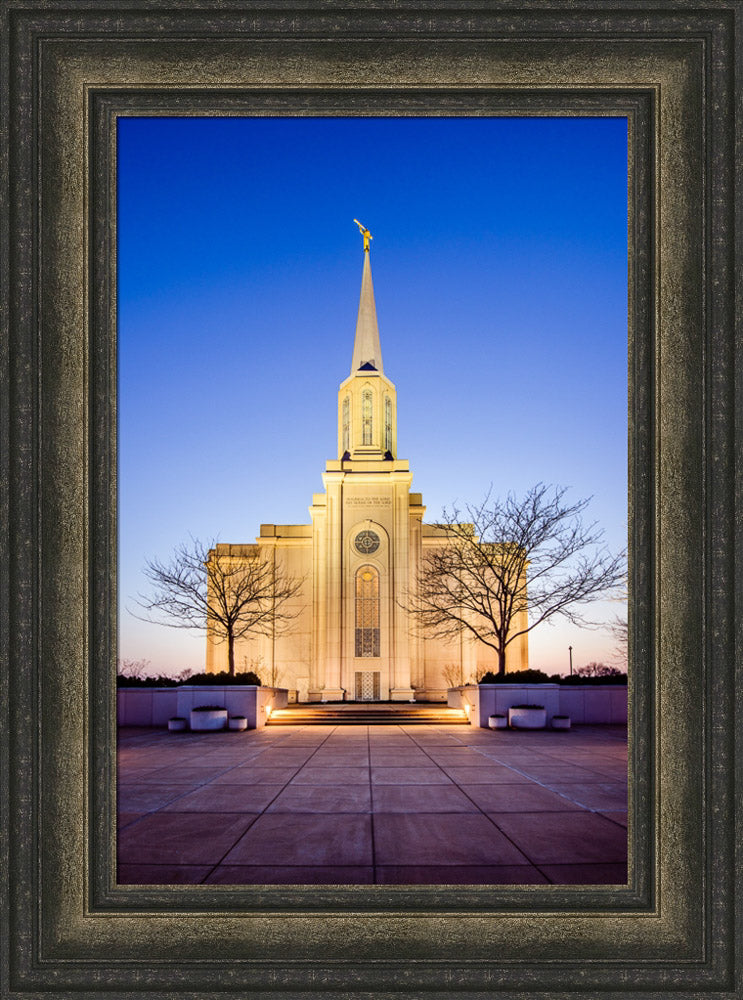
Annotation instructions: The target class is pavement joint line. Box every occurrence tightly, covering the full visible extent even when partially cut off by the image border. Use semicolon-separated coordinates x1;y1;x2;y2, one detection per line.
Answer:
405;729;627;874
404;729;539;876
118;723;331;881
117;733;309;818
366;726;378;884
199;725;339;883
470;746;627;816
531;862;556;885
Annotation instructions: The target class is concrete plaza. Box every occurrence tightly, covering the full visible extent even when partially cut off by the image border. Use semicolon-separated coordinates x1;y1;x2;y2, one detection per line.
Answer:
117;722;628;885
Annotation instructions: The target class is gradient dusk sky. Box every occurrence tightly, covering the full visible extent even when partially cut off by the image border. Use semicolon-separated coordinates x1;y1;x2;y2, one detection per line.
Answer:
118;116;628;677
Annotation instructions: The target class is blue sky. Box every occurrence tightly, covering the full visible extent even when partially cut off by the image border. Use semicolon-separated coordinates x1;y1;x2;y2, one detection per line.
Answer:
118;116;627;676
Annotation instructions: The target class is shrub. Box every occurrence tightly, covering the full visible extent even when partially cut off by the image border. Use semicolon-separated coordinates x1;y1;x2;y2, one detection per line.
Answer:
117;670;263;687
117;674;181;687
478;668;553;685
476;668;628;686
191;705;227;712
510;703;545;710
184;671;262;686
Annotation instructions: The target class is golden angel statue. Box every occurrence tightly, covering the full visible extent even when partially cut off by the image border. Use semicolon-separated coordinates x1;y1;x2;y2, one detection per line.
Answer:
353;219;373;251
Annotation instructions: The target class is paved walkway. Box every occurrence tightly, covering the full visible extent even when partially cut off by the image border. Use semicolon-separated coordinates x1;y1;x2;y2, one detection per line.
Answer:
117;723;628;885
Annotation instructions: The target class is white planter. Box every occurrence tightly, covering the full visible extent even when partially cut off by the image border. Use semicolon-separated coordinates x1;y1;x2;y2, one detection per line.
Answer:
552;715;571;730
488;714;508;729
228;716;248;731
508;706;547;729
168;717;187;732
190;708;228;731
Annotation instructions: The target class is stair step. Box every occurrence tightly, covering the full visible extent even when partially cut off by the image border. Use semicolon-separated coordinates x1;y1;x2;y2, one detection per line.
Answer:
267;705;470;726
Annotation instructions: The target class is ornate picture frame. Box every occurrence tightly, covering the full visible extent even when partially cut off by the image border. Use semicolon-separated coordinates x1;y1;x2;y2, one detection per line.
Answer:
2;2;738;996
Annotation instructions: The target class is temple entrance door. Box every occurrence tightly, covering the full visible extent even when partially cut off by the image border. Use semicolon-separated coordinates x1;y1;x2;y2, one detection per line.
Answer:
355;671;381;702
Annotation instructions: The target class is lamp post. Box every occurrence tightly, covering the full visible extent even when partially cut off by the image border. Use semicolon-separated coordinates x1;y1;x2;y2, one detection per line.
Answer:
568;645;573;677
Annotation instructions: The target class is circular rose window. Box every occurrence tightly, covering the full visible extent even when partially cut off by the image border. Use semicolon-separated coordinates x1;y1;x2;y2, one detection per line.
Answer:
354;529;380;555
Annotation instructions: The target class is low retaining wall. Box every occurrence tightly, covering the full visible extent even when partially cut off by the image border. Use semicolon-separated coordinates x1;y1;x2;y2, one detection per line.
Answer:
448;684;628;728
117;686;288;730
556;686;628;725
118;684;625;730
117;688;179;728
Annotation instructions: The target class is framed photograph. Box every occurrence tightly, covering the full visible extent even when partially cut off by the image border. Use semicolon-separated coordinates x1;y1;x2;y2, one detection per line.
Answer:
115;113;630;890
3;2;738;996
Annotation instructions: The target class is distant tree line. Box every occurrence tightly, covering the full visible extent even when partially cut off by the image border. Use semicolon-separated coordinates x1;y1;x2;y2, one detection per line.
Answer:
477;665;627;685
117;669;262;688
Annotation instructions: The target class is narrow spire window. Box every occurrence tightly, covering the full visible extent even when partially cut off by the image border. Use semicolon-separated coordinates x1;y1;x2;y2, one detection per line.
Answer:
342;396;350;453
384;397;392;453
355;566;380;657
362;389;373;446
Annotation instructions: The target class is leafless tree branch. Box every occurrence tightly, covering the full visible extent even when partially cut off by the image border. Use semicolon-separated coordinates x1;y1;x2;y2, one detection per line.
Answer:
402;484;625;676
133;538;305;676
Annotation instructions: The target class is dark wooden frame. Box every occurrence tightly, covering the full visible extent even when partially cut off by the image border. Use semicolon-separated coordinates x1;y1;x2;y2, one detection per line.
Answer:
2;2;739;996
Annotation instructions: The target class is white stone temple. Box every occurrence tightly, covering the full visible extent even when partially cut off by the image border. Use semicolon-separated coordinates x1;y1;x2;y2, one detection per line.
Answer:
206;232;528;701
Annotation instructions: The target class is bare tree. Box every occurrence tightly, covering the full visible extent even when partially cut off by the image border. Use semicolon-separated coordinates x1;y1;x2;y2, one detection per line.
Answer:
609;615;628;669
135;538;304;677
403;484;625;676
608;578;629;670
441;662;475;689
245;654;285;690
117;657;151;679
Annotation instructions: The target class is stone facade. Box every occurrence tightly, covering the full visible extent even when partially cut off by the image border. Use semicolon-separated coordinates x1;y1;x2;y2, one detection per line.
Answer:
206;244;528;701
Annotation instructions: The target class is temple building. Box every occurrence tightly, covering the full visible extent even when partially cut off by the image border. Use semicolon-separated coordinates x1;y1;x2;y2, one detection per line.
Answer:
206;228;528;701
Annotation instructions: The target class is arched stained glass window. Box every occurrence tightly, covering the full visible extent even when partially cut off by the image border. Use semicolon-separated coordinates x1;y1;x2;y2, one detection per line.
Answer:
342;396;350;453
362;389;373;446
384;397;392;453
355;565;380;657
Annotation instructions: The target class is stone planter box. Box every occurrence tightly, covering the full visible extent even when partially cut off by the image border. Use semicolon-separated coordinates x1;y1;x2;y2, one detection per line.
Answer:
228;716;248;731
488;714;508;729
552;714;571;730
118;686;289;730
190;708;228;731
448;685;627;729
508;706;547;729
167;717;187;732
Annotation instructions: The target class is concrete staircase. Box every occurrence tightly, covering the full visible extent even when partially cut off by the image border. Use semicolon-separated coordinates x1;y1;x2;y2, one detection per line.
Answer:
267;703;470;726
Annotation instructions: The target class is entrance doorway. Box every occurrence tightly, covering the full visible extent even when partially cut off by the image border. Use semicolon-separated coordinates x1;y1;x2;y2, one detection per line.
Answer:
355;671;381;702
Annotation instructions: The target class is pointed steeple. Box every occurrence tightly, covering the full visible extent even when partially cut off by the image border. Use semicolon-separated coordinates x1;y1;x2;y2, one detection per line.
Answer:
337;223;397;462
350;227;383;374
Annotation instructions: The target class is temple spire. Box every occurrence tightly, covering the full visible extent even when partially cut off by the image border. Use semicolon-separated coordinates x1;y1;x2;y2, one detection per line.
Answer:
350;222;383;373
